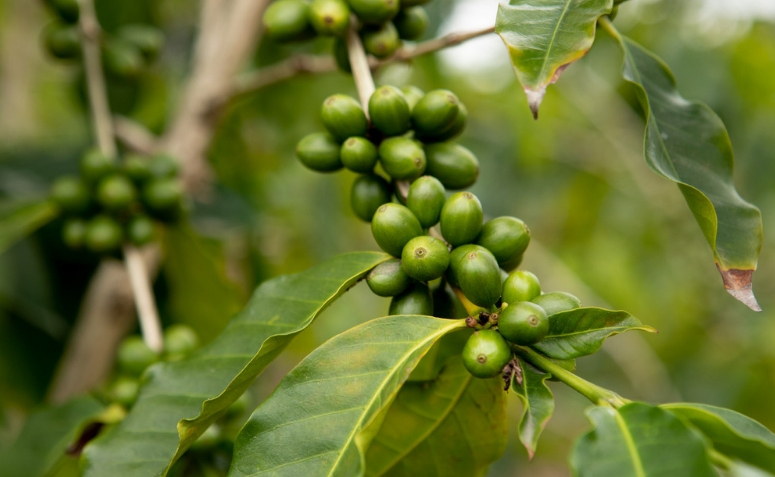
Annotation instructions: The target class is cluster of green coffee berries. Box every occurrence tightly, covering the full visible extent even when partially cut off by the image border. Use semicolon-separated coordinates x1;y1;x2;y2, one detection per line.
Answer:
41;0;164;79
106;325;200;409
49;150;184;254
262;0;430;63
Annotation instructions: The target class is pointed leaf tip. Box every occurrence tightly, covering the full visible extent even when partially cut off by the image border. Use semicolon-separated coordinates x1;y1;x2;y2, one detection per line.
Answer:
525;88;545;120
717;266;761;311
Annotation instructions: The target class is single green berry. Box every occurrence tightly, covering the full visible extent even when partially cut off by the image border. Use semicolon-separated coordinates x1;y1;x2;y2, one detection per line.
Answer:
116;25;164;60
321;94;369;141
164;324;200;359
84;215;123;253
502;270;541;305
49;0;80;23
401;235;450;282
406;176;445;228
462;330;512;379
332;37;351;73
476;216;530;268
440;191;483;247
62;219;87;248
108;376;140;408
445;243;479;288
389;282;433;315
362;22;401;59
117;335;159;377
531;291;581;316
393;6;428;40
400;85;424;112
347;0;399;24
127;215;155;246
378;137;426;181
50;176;91;214
142;178;183;220
351;174;392;222
366;258;412;297
123;155;152;183
148;154;180;179
369;85;411;136
455;245;502;308
411;89;460;138
371;203;423;257
80;149;116;184
341;137;378;173
427;102;467;142
262;0;314;42
43;23;81;59
309;0;350;36
96;174;137;211
424;142;479;190
498;301;549;345
102;39;145;78
296;132;343;172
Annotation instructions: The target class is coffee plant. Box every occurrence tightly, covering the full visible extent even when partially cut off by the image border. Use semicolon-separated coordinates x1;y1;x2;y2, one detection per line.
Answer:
1;0;773;476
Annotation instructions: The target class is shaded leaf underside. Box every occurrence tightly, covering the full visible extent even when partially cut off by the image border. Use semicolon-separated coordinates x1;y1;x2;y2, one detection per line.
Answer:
511;359;554;460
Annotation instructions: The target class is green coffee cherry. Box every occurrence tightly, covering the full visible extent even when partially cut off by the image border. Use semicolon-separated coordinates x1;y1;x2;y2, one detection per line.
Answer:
123;155;152;183
117;335;159;377
109;376;140;408
309;0;350;36
462;330;511;379
502;270;541;304
401;85;424;112
164;324;200;360
429;102;467;142
498;301;549;345
368;86;411;136
456;245;501;308
411;90;460;138
62;219;86;248
333;38;351;73
142;178;183;219
393;6;429;40
350;174;392;222
378;137;426;181
366;258;412;297
80;149;116;184
406;176;445;228
43;23;81;60
127;215;155;246
401;236;450;282
96;174;137;211
445;243;478;288
341;137;378;173
531;291;581;316
321;94;369;141
362;22;401;59
389;283;433;316
148;154;180;179
48;0;80;23
262;0;314;42
117;25;164;60
103;39;145;78
296;132;343;172
50;176;91;214
424;142;479;190
348;0;399;24
371;203;423;257
476;216;530;268
440;191;483;247
85;215;123;253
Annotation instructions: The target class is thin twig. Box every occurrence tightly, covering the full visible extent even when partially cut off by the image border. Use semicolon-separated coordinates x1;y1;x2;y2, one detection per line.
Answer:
346;16;376;110
123;245;164;353
114;115;157;155
389;25;496;62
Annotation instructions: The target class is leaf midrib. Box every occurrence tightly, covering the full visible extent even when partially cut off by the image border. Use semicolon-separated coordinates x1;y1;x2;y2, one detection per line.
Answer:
535;0;573;88
613;410;646;477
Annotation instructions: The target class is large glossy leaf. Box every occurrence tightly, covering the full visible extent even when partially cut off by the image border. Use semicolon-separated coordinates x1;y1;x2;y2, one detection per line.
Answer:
603;21;764;310
229;315;468;477
0;397;103;477
82;252;389;477
663;403;775;473
365;356;507;477
511;358;554;460
0;200;57;255
531;307;655;360
495;0;613;118
571;402;716;477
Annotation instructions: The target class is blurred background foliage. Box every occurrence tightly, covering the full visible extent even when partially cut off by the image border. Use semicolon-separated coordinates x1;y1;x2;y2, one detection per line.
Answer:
0;0;773;475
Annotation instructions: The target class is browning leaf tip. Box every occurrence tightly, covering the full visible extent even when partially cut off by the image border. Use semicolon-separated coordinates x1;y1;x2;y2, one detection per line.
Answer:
717;266;762;312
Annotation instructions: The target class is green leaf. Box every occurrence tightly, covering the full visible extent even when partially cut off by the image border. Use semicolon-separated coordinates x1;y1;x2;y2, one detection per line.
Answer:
495;0;613;118
0;200;57;255
603;21;764;311
229;316;468;477
162;224;246;341
571;402;717;477
0;397;104;477
663;403;775;473
717;460;775;477
531;307;655;360
365;356;507;477
406;329;467;382
511;358;554;460
82;252;389;477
